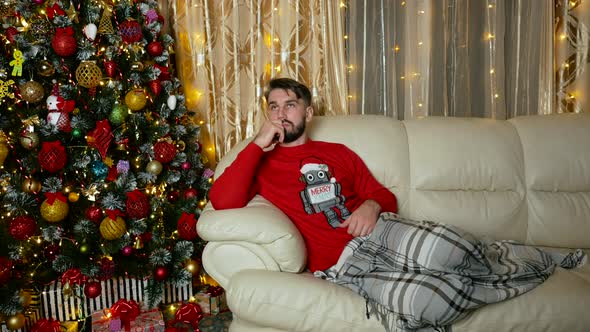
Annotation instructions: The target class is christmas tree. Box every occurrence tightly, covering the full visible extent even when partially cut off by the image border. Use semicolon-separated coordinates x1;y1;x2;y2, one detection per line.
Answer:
0;0;212;326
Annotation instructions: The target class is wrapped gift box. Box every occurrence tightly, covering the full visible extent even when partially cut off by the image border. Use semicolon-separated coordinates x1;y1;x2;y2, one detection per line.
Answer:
41;277;193;321
91;308;165;332
61;320;85;332
193;286;227;315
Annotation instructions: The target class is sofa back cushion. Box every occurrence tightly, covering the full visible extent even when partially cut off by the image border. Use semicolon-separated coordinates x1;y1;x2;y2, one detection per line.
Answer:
509;113;590;248
402;117;527;242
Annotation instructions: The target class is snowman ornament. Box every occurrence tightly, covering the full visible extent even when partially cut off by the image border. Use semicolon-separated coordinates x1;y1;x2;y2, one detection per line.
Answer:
46;88;75;132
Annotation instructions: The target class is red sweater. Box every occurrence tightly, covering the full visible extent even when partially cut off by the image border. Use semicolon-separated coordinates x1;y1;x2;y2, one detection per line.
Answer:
209;140;398;272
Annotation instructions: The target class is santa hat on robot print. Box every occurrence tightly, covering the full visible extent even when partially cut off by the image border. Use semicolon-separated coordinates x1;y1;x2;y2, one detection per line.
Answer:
299;156;337;183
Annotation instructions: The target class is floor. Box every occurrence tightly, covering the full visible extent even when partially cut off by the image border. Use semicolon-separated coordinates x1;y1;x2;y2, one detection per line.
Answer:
199;311;232;332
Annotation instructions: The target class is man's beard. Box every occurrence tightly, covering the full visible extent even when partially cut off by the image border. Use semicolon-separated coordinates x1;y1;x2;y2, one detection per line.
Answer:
282;119;306;143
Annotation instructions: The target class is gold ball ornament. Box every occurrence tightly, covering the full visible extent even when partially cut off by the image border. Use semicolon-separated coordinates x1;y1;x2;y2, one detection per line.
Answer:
19;81;45;103
125;88;147;111
130;61;144;71
20;289;32;307
0;136;8;167
41;198;69;223
22;178;42;193
75;61;102;89
19;131;40;150
6;313;25;331
0;2;14;17
184;259;200;275
37;59;55;77
176;140;186;152
68;192;80;203
99;216;127;240
146;160;163;175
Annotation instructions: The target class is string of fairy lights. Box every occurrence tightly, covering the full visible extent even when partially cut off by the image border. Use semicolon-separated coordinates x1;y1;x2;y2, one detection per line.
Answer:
339;0;504;115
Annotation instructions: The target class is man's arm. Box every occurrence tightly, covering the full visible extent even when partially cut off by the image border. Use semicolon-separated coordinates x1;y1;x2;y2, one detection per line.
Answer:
339;147;398;237
209;143;264;209
209;120;286;210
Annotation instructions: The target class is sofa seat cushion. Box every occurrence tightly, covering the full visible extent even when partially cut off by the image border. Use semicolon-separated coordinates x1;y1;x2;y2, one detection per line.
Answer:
228;249;589;332
227;269;383;332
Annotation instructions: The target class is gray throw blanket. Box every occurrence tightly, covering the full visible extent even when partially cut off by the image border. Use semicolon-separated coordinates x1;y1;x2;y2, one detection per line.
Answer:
315;213;587;332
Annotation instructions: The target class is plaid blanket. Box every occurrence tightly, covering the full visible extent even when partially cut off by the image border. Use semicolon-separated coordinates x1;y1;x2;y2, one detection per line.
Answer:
315;213;587;332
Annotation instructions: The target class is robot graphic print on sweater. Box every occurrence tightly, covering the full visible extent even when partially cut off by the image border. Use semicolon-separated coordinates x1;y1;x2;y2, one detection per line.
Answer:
299;158;351;228
209;140;397;272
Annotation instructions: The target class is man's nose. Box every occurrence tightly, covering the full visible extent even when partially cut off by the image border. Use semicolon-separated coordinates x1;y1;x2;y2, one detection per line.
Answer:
277;107;287;119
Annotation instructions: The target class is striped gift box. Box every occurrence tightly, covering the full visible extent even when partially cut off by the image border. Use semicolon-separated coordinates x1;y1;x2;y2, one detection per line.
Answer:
41;277;192;321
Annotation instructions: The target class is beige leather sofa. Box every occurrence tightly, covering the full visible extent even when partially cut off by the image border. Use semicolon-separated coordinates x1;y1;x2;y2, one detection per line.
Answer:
197;114;590;331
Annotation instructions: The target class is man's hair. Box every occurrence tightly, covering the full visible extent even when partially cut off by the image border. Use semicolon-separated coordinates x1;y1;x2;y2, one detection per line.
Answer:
264;78;312;107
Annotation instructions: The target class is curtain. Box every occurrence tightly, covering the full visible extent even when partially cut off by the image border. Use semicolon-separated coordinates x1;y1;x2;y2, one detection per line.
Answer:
165;0;349;162
161;0;590;159
346;0;560;119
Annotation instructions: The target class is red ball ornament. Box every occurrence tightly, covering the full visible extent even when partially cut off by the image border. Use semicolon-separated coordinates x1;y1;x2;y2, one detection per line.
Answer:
183;188;198;200
97;257;115;281
104;60;117;78
84;281;102;299
153;266;169;281
140;232;152;244
181;162;191;170
52;28;77;57
44;244;60;261
38;141;67;173
147;41;164;56
6;27;19;43
167;191;180;202
0;257;13;285
86;206;103;224
153;141;176;163
121;246;133;256
125;190;151;219
148;79;162;97
119;20;143;43
9;216;37;241
177;212;198;241
153;63;170;81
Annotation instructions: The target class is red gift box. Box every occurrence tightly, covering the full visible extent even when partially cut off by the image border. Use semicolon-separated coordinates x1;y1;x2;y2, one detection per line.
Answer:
91;308;165;332
193;286;227;315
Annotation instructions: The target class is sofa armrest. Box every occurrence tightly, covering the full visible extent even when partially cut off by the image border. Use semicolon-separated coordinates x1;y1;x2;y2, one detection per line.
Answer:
197;195;307;288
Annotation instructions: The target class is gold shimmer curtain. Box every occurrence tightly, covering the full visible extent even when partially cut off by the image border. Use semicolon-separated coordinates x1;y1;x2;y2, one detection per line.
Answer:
165;0;348;162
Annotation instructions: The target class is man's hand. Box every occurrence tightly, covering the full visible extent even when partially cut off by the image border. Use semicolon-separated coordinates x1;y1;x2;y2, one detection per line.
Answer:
339;200;381;237
253;120;285;149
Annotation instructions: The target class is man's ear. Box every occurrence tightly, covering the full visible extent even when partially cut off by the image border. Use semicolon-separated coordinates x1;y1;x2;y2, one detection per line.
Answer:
305;106;314;122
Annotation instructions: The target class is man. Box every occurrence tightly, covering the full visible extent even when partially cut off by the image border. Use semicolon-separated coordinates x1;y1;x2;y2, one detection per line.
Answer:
209;78;586;331
209;77;398;272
